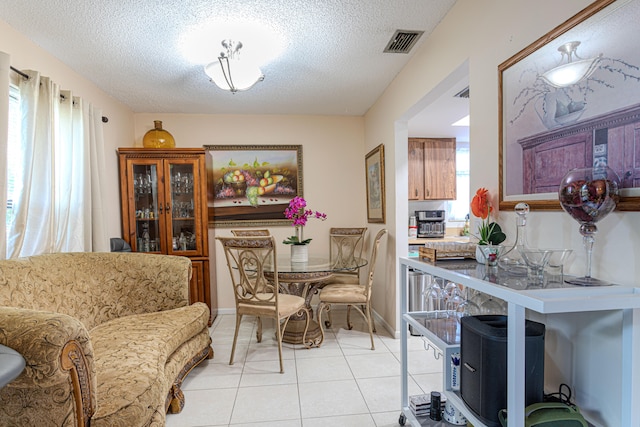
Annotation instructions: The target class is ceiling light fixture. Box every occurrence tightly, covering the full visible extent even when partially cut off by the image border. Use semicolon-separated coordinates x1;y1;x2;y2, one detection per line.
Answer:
540;41;602;88
204;40;264;93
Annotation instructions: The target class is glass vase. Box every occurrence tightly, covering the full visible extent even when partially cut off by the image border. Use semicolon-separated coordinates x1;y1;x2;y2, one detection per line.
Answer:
143;120;175;148
558;166;620;286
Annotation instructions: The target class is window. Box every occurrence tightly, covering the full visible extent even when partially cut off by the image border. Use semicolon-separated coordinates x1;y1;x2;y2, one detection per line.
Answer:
4;72;108;256
6;84;21;232
446;144;470;221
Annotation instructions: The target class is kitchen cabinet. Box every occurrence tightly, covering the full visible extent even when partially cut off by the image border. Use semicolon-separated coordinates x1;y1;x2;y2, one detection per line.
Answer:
117;148;214;323
408;138;456;200
398;257;640;427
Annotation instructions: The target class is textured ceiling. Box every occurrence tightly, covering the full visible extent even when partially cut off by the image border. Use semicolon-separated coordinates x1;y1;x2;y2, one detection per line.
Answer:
1;0;458;116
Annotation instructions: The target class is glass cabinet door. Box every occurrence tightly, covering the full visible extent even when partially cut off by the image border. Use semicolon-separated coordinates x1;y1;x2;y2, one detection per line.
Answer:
131;162;163;253
168;161;198;254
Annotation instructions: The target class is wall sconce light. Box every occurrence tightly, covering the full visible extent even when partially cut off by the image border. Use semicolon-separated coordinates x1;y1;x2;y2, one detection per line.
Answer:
541;41;602;88
204;40;264;93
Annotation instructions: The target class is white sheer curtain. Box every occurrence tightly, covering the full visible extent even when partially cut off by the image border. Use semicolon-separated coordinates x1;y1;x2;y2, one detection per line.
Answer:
0;52;10;259
6;69;108;257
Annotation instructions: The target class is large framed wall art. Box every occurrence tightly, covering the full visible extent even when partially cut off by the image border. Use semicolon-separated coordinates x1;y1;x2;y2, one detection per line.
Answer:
499;0;640;211
204;145;303;226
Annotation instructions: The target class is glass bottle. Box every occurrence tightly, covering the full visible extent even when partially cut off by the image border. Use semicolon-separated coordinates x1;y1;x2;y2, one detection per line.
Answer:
462;213;470;236
179;232;187;251
498;202;530;275
143;120;175;148
141;223;151;253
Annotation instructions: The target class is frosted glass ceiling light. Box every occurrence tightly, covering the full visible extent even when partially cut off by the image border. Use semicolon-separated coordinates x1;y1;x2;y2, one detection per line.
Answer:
204;40;264;93
541;41;601;88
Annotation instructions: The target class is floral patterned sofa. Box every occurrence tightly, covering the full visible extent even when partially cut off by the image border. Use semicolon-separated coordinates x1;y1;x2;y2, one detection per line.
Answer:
0;252;213;427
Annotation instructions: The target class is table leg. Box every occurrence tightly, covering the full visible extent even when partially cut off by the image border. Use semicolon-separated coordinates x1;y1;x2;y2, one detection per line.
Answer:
279;279;330;347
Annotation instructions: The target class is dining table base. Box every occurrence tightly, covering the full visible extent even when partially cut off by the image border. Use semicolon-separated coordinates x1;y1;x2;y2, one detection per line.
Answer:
276;272;334;347
283;316;324;347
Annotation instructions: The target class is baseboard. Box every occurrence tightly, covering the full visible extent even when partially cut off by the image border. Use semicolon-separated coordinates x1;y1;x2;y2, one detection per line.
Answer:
214;306;399;339
371;308;396;338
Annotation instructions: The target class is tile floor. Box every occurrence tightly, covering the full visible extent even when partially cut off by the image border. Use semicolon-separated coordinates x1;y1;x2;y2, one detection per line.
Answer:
167;308;444;427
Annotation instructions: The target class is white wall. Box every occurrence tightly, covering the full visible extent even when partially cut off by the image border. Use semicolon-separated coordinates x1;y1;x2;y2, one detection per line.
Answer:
364;1;638;424
133;113;366;311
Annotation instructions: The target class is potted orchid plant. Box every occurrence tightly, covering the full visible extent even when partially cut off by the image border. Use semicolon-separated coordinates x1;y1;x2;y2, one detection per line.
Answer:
282;196;327;245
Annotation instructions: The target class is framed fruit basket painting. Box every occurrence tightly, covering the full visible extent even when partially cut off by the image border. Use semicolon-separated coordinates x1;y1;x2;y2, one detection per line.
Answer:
204;145;303;226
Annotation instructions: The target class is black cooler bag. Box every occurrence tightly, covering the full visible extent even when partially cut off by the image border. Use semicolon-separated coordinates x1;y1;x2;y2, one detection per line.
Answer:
460;315;545;427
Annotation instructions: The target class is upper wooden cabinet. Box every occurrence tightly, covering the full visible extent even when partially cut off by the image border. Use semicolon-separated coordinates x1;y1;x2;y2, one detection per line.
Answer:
117;148;214;322
408;137;457;200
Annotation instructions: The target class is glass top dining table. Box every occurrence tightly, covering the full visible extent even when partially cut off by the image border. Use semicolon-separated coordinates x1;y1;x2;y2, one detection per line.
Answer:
262;256;368;347
265;256;368;274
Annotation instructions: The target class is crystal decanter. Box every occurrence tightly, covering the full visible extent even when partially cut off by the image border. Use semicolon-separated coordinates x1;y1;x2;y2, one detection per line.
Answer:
498;202;530;275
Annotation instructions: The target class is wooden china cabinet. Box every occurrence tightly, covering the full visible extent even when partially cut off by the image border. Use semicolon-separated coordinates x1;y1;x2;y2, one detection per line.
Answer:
117;148;215;323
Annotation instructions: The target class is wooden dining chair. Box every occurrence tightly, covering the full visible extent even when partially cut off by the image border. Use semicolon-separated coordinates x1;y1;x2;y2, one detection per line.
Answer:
230;229;271;236
317;229;387;350
217;235;309;373
328;227;367;284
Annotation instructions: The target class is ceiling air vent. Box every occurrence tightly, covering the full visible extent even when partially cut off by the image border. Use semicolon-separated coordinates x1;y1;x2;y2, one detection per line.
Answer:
384;30;424;54
454;86;470;98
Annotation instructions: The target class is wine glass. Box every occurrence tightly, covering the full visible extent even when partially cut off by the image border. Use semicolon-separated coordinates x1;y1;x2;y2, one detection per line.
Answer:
454;287;480;322
546;249;573;285
479;294;505;315
446;284;465;317
558;166;620;286
519;249;553;287
424;277;445;312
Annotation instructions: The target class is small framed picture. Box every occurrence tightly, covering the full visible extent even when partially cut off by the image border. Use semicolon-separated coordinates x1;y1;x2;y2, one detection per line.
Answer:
365;144;386;223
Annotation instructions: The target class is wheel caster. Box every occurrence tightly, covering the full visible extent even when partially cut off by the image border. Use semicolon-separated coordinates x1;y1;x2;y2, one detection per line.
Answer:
399;413;406;425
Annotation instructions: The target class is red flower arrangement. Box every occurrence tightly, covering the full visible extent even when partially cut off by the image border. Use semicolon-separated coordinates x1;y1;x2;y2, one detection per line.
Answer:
470;188;506;245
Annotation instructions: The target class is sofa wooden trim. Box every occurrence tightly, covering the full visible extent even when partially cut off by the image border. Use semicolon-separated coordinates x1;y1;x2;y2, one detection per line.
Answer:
166;345;214;413
61;340;94;427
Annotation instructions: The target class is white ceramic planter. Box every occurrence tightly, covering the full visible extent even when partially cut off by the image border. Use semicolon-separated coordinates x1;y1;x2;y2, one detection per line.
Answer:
291;244;309;263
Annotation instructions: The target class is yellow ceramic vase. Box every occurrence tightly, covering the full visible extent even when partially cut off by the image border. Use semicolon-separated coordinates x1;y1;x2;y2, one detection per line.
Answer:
143;120;175;148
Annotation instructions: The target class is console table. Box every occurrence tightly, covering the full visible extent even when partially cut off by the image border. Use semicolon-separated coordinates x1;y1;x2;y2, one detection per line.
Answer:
399;257;640;427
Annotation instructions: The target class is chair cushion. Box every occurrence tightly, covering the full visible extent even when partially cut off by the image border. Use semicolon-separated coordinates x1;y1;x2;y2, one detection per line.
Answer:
238;293;306;318
277;294;307;317
319;284;367;304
